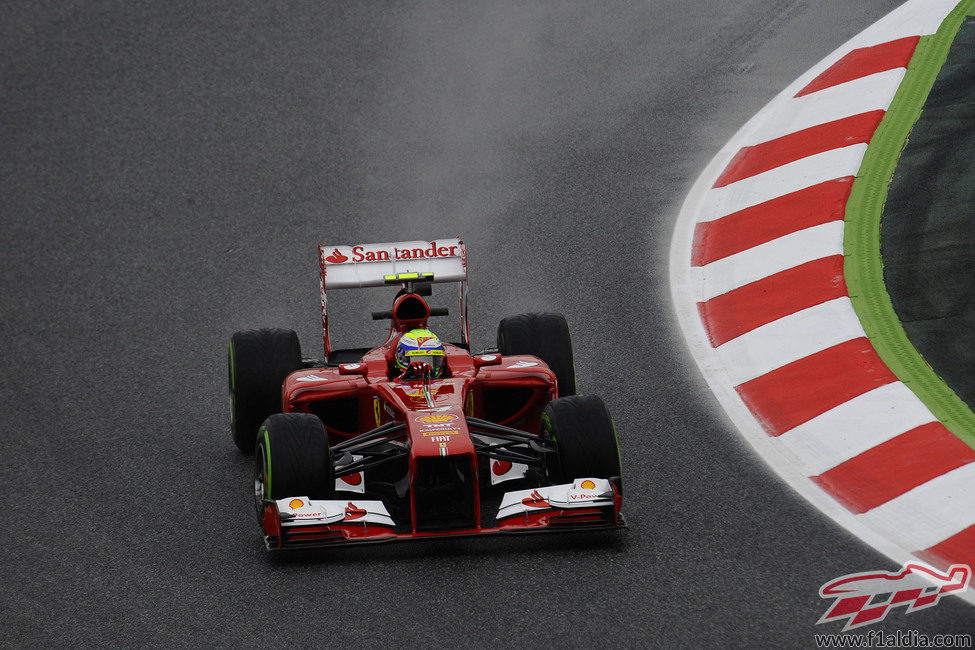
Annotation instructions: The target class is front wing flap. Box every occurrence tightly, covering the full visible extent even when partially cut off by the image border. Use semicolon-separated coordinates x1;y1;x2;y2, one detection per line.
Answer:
496;478;616;519
260;478;623;551
277;497;395;527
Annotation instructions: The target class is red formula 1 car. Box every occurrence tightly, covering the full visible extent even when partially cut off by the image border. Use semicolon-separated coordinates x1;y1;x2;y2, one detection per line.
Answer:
227;238;624;550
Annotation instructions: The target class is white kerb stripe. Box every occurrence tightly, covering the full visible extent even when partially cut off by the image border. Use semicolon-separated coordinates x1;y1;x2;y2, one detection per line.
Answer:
692;221;845;301
777;382;938;476
780;0;956;98
746;69;905;144
699;144;869;221
717;298;864;386
859;462;975;551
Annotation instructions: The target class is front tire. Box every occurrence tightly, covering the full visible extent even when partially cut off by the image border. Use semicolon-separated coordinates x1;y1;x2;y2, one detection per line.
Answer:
228;328;301;452
541;395;622;492
497;312;576;396
254;413;334;522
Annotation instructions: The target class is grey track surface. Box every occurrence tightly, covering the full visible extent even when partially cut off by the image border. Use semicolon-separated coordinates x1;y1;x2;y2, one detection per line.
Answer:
2;2;972;646
883;15;975;411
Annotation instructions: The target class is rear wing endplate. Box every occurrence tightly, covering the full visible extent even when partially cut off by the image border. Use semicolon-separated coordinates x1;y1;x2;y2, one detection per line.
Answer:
318;239;468;358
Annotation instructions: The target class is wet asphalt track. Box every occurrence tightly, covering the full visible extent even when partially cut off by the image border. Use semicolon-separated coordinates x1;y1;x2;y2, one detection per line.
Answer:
3;2;973;646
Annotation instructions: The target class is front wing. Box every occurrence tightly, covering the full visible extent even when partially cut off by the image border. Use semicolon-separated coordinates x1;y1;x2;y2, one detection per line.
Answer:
259;478;624;551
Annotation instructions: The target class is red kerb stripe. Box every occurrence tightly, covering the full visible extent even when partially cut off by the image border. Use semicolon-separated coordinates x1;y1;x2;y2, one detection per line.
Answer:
736;338;897;436
692;177;853;266
713;110;885;188
796;36;920;97
698;256;847;347
812;422;975;514
917;524;975;572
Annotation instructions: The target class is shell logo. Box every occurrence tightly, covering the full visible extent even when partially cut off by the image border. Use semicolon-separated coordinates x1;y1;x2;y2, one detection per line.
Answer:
289;498;305;510
405;386;440;399
418;414;456;424
580;480;596;490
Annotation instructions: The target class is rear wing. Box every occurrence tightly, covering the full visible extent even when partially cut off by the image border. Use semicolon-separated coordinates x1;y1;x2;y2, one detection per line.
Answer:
318;239;468;358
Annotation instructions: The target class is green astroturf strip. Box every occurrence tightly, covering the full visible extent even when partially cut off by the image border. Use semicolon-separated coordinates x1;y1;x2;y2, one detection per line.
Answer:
844;0;975;449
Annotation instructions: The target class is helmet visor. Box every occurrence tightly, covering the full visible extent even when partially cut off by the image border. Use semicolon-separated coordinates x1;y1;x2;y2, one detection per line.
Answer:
405;349;444;372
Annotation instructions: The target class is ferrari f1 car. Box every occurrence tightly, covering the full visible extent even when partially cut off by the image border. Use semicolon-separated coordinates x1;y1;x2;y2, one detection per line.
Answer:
228;238;624;550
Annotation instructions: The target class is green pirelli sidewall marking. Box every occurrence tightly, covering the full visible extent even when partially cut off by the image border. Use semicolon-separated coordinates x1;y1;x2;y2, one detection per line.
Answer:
844;0;975;449
540;412;553;440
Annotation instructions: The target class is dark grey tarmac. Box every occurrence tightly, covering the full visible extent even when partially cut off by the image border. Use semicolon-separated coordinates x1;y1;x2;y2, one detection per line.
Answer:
2;1;972;646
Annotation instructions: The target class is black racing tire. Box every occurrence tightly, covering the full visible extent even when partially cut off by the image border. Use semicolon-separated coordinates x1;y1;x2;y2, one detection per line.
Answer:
497;312;577;397
254;413;334;522
542;395;622;493
228;328;301;452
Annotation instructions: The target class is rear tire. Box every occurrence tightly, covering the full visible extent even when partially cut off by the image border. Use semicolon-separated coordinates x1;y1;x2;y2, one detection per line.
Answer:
541;395;622;493
254;413;334;522
228;328;301;452
497;312;576;396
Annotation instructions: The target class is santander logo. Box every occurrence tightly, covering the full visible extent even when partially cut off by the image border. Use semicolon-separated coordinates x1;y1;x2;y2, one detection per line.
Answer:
325;242;460;264
325;248;349;264
341;473;363;486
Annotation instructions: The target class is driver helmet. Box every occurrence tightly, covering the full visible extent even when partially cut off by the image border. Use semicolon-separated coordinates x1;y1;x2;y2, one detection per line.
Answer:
395;328;446;376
